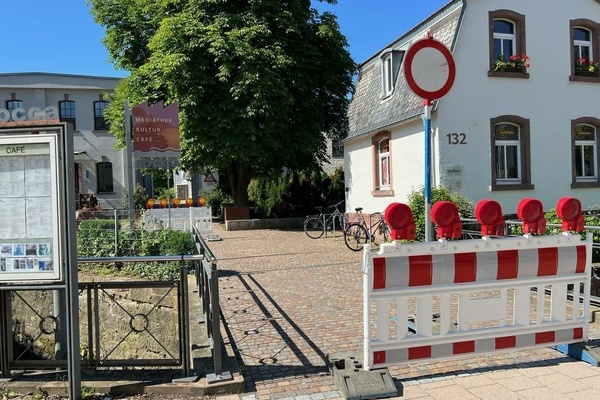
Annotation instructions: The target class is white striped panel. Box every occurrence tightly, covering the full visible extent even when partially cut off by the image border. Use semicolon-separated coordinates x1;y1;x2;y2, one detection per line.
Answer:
432;254;455;285
476;250;499;282
557;246;577;275
517;248;539;278
382;256;410;289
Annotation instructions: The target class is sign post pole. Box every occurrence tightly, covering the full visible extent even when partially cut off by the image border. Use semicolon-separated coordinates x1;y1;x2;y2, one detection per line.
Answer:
423;100;433;242
404;34;456;241
125;100;135;227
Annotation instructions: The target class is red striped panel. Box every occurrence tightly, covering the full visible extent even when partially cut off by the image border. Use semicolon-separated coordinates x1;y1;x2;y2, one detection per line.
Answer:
497;250;518;280
408;345;431;360
535;331;555;344
537;247;558;276
373;258;386;289
408;255;433;286
373;351;386;365
454;252;477;283
576;245;587;274
574;327;583;340
495;335;516;349
453;340;475;355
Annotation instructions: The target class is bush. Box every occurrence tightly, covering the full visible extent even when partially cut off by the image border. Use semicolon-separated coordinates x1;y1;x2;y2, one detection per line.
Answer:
123;183;148;209
77;223;195;280
248;168;346;217
407;186;474;241
198;186;233;216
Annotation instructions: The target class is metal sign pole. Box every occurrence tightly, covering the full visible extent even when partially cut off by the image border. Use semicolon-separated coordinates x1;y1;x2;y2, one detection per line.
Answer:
423;101;433;242
125;100;135;228
403;35;456;241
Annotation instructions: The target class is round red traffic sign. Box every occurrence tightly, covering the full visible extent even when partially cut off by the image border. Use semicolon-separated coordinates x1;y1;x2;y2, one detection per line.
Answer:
404;37;456;101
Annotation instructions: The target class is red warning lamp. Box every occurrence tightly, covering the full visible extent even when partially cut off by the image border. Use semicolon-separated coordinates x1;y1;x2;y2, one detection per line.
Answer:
431;201;462;239
384;202;416;241
172;197;181;207
517;198;546;234
185;197;194;207
475;199;505;236
159;198;168;208
146;198;155;209
556;197;585;232
198;197;207;207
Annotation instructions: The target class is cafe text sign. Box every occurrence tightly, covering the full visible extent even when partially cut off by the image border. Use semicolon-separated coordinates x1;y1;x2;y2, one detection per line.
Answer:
132;101;180;152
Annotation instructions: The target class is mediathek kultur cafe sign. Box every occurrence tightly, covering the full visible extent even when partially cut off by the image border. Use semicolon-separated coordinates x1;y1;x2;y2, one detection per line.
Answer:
132;101;180;152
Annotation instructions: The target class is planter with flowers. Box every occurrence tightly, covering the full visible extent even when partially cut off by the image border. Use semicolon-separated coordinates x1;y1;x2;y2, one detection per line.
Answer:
575;57;600;77
492;54;531;73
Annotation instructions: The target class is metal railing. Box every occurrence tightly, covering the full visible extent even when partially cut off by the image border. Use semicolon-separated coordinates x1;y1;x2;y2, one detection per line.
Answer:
1;228;230;384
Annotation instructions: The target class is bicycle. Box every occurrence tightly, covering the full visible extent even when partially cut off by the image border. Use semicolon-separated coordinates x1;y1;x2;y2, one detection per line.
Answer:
303;200;346;239
344;207;389;251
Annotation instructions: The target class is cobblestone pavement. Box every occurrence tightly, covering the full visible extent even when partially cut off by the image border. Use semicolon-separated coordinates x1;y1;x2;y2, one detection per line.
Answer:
207;225;600;400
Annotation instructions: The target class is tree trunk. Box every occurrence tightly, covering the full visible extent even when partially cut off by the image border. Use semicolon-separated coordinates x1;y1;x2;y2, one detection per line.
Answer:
227;161;250;206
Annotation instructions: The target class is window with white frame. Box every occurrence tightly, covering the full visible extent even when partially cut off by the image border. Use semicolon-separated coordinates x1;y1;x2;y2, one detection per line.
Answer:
574;28;593;62
494;123;521;182
378;138;390;188
571;118;600;188
493;19;516;61
382;53;394;97
490;115;532;190
488;10;527;77
371;131;393;195
570;20;600;79
574;124;597;180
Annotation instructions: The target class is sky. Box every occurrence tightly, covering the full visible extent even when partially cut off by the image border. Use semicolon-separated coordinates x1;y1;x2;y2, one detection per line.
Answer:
0;0;449;78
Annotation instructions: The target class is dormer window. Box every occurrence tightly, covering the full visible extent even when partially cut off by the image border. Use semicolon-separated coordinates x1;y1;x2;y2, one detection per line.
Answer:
380;49;403;98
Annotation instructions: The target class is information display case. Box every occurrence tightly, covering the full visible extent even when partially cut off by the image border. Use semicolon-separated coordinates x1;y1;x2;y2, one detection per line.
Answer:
0;133;64;282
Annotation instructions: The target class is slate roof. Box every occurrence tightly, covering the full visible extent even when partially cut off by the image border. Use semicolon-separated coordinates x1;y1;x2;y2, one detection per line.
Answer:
346;0;462;141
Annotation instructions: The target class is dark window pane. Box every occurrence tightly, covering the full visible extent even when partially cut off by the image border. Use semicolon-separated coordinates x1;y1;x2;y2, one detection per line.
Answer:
505;146;519;178
574;27;591;41
96;162;113;193
493;20;514;34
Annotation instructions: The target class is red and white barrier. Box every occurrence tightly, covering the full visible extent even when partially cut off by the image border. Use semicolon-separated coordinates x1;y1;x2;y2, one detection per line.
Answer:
363;197;592;370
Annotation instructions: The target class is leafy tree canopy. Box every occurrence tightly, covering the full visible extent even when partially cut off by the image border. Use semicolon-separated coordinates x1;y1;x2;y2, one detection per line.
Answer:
89;0;356;205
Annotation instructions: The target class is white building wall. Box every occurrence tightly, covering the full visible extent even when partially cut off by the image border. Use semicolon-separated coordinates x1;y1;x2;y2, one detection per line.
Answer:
346;0;600;216
437;0;600;212
0;73;124;208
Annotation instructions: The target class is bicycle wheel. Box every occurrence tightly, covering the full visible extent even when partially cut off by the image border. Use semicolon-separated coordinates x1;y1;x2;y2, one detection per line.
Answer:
304;217;325;239
344;223;369;251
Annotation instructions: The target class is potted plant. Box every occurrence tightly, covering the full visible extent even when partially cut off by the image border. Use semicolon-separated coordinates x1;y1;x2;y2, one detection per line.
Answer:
575;57;599;77
492;54;531;72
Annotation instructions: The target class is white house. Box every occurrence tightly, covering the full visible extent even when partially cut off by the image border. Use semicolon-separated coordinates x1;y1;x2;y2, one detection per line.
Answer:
0;72;128;208
345;0;600;218
0;72;217;208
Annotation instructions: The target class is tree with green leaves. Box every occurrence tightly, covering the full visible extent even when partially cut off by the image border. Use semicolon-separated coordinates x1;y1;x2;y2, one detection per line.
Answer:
89;0;356;206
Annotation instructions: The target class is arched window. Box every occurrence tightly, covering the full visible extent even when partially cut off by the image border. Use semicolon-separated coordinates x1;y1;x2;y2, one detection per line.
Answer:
570;20;600;80
571;118;600;187
371;131;393;196
378;138;390;188
493;19;516;61
488;10;528;78
490;115;532;190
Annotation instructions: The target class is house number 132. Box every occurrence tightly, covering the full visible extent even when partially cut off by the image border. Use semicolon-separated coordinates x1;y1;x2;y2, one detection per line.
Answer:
446;133;467;145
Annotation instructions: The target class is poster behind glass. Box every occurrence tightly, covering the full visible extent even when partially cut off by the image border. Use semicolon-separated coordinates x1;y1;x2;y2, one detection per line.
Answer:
0;138;60;281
